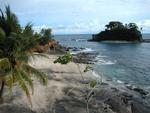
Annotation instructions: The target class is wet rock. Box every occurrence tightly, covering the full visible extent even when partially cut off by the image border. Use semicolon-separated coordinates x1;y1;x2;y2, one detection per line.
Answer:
110;87;119;92
125;84;149;95
66;47;84;51
73;52;98;64
125;84;133;90
132;87;149;95
122;92;133;100
101;82;109;86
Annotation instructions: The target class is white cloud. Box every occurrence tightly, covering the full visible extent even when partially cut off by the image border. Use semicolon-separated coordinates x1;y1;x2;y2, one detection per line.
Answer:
33;19;104;34
137;20;150;27
136;20;150;32
33;25;50;32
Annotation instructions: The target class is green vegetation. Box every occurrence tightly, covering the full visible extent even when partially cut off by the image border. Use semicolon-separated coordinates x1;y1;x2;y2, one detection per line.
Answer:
0;6;51;105
54;52;73;64
39;28;52;45
92;21;143;42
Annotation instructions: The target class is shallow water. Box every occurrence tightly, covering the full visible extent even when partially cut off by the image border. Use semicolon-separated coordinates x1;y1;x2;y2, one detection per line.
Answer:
54;34;150;88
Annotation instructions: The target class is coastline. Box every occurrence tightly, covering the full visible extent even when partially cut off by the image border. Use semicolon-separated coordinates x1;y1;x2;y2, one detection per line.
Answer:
0;51;150;113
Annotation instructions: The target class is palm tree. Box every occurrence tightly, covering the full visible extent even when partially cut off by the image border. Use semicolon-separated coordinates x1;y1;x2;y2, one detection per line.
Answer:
0;6;48;105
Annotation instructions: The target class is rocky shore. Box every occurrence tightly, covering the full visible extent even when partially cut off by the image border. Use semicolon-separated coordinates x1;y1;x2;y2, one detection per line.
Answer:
48;45;99;64
0;52;150;113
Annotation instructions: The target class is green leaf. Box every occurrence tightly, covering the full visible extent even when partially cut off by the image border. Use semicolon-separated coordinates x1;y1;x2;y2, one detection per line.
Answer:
19;69;34;94
83;65;93;72
54;52;72;64
0;27;5;39
4;73;13;92
22;64;48;85
14;68;32;106
0;58;11;77
90;80;97;88
13;51;28;63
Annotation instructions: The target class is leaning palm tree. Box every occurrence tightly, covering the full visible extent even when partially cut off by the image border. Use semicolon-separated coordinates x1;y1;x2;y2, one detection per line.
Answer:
0;6;48;105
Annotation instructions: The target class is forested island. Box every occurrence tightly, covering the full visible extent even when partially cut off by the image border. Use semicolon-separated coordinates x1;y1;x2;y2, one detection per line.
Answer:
90;21;143;42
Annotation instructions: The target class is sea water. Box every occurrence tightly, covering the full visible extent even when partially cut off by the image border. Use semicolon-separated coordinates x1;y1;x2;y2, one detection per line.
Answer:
54;34;150;88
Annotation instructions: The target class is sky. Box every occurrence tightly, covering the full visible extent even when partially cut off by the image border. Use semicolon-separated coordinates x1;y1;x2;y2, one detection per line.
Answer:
0;0;150;34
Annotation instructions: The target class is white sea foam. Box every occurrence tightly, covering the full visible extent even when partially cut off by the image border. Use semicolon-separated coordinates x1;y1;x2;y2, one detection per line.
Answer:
75;39;87;42
71;48;94;54
95;55;107;58
117;80;124;84
97;59;116;65
102;41;134;43
95;54;116;65
81;48;93;52
92;71;101;78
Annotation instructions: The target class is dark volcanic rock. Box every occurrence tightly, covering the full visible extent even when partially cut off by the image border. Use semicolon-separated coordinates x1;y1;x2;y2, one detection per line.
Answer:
125;84;149;96
73;52;98;64
66;47;84;51
133;87;149;95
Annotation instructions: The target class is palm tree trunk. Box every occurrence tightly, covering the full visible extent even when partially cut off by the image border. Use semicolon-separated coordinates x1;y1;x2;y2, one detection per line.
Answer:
0;80;5;104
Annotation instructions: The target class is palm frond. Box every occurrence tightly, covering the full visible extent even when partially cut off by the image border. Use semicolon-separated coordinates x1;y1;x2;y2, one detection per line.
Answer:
31;53;49;59
0;58;11;78
4;73;13;94
0;9;6;30
19;68;34;94
22;64;48;85
0;9;4;18
13;51;29;63
0;27;5;39
23;23;33;37
14;68;32;106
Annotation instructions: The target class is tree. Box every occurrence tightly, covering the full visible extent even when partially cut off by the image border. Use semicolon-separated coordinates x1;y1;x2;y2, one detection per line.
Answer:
40;28;51;38
127;23;138;30
39;28;52;45
0;6;47;105
0;6;21;36
105;21;124;30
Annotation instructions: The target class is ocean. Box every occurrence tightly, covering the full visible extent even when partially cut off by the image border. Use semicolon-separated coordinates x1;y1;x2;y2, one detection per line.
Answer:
54;34;150;89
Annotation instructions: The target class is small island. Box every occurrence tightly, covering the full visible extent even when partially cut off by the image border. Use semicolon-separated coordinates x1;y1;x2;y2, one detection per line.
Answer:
90;21;143;42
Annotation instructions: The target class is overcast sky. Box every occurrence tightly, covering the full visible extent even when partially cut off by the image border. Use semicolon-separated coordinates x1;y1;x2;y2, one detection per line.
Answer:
0;0;150;34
